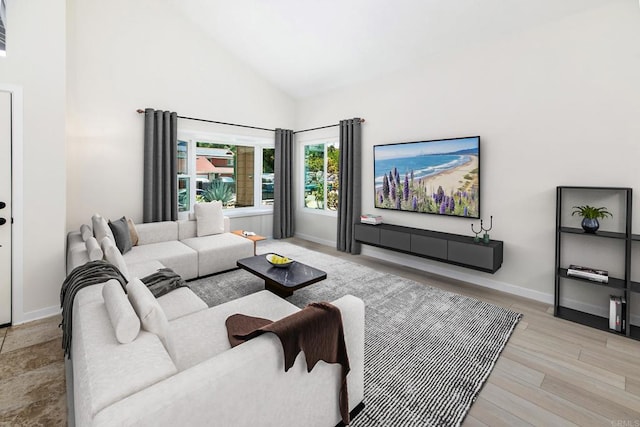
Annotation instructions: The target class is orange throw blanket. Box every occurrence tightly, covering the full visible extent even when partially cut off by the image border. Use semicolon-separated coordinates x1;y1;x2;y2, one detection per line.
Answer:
225;302;351;425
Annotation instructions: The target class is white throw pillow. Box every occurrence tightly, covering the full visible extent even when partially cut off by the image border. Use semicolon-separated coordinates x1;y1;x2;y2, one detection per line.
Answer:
85;236;103;261
92;213;116;243
127;277;169;345
80;224;92;242
102;279;140;344
194;201;224;237
101;237;130;280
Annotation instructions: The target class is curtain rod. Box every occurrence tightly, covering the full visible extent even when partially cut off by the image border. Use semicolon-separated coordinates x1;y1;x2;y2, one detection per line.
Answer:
136;109;364;134
136;109;274;132
294;118;365;134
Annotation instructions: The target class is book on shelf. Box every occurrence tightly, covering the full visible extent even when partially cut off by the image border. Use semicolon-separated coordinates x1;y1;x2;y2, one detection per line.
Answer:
360;214;383;225
609;295;626;333
566;264;609;283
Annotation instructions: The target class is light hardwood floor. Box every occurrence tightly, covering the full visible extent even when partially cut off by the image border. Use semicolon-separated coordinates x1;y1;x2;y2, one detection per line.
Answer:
1;237;639;426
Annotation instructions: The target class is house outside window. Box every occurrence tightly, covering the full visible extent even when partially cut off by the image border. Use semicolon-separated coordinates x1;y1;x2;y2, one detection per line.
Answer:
177;131;274;217
302;140;339;213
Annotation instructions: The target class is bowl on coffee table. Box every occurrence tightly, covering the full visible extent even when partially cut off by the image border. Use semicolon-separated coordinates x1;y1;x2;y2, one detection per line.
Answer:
265;253;294;268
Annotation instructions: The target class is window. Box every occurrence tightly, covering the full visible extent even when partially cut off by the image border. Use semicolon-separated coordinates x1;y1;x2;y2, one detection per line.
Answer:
177;131;274;216
303;140;339;212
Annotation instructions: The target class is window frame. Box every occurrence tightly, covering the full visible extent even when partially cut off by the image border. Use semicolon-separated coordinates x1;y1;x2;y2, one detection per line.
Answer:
299;137;340;217
177;130;274;219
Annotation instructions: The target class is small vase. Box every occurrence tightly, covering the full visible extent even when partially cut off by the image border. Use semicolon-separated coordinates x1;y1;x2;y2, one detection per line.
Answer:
581;218;599;233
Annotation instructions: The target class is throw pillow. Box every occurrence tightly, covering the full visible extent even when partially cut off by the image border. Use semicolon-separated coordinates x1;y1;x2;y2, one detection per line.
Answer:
101;237;130;280
92;213;116;243
108;216;133;254
194;201;224;237
85;236;103;261
80;224;92;242
102;279;140;344
127;277;169;345
127;218;139;246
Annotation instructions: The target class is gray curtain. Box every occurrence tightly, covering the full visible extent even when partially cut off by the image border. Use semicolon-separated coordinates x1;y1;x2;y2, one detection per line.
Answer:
143;108;178;223
273;128;294;239
337;118;362;254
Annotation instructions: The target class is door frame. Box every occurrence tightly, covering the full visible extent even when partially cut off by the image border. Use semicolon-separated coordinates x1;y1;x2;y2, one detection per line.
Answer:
0;84;24;325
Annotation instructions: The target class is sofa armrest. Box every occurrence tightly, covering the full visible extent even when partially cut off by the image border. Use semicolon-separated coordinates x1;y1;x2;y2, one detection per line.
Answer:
92;295;365;427
224;216;230;233
135;222;179;245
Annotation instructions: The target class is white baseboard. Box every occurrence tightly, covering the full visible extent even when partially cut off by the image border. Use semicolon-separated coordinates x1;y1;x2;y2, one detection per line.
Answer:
17;305;61;325
293;232;337;248
361;245;553;304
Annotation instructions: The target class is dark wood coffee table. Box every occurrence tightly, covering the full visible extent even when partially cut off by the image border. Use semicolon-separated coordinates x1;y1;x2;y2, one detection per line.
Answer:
237;254;327;298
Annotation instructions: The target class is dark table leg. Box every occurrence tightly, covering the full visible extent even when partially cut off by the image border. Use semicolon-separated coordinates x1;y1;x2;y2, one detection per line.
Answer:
264;279;293;298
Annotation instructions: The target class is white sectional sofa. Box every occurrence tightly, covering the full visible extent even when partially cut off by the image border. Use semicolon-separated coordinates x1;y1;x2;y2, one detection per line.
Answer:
64;216;365;426
67;216;254;281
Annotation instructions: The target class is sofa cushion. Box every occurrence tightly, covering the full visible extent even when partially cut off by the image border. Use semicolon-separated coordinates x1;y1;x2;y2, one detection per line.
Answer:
127;277;170;345
80;224;92;242
101;237;130;280
127;260;165;280
127;217;139;246
158;287;207;321
102;279;140;344
123;241;198;280
166;290;299;371
85;237;103;261
178;217;231;240
108;216;132;254
135;221;178;245
92;214;115;244
194;201;224;237
181;233;253;276
177;219;198;241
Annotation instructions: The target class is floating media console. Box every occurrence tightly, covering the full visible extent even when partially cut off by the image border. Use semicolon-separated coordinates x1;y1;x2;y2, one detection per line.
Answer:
354;223;503;273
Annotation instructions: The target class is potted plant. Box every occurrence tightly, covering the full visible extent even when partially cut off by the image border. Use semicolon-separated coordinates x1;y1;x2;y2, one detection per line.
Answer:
571;205;612;233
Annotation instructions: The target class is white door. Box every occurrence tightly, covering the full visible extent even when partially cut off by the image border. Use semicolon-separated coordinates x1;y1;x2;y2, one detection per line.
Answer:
0;91;11;325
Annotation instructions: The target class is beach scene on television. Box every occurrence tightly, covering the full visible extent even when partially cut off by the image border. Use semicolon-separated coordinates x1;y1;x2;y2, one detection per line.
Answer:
374;136;479;218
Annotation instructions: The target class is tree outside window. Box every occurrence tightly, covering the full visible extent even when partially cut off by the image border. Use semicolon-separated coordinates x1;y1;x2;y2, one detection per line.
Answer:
304;141;339;212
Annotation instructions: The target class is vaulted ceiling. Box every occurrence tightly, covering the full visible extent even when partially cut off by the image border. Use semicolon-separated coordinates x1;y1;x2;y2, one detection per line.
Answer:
168;0;613;99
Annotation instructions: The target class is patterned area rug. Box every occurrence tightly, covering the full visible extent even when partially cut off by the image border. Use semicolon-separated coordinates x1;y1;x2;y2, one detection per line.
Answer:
189;241;521;427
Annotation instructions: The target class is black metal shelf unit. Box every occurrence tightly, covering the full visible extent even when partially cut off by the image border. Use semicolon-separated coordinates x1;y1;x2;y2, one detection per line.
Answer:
554;186;637;340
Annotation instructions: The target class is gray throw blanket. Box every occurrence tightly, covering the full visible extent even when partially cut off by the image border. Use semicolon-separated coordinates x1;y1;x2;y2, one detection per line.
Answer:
60;260;127;358
60;261;187;358
141;268;188;298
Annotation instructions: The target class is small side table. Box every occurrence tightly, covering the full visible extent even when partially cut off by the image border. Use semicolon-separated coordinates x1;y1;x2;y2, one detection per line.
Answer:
231;230;266;255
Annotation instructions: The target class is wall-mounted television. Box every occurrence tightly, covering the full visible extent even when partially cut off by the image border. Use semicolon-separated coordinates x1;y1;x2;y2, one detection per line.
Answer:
374;136;480;218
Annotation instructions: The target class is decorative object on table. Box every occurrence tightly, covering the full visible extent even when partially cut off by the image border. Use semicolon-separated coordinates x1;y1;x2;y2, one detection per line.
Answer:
265;253;294;268
360;214;383;225
471;215;493;244
566;264;609;283
571;205;612;233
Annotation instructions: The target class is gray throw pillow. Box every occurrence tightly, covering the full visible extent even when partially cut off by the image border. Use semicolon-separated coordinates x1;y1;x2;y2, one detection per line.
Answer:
108;216;133;254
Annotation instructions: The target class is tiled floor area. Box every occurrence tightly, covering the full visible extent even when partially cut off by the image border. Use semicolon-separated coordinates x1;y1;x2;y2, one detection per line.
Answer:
0;315;66;425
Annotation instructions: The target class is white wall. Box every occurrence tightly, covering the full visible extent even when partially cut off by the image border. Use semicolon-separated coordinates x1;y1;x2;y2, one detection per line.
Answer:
66;0;295;231
0;1;66;322
295;2;640;311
